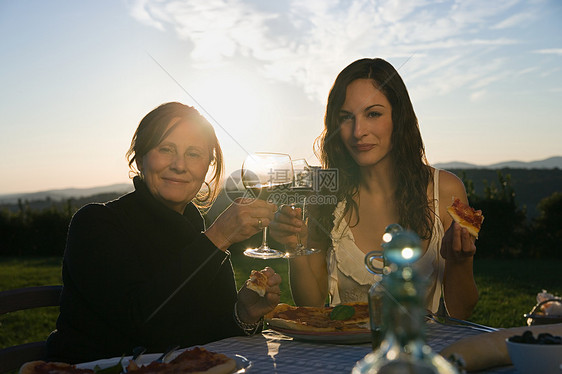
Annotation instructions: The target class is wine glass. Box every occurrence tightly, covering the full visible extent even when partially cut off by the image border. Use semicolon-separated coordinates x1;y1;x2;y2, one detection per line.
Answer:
241;152;294;259
284;158;320;258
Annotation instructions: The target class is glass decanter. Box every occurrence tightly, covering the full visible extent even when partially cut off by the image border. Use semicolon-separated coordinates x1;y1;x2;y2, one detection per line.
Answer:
365;224;404;350
353;230;458;374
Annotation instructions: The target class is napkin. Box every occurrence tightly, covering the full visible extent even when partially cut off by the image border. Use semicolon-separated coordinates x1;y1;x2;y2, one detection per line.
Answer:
439;323;562;372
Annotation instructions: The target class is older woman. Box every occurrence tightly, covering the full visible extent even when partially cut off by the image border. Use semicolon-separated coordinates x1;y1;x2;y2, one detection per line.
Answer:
47;102;281;363
271;58;478;319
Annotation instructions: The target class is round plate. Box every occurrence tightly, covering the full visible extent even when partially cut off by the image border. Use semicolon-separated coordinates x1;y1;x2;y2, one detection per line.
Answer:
76;350;251;373
271;327;371;344
524;313;562;325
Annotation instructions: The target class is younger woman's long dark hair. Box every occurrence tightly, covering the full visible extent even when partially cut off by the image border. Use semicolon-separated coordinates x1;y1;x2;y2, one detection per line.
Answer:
313;58;433;241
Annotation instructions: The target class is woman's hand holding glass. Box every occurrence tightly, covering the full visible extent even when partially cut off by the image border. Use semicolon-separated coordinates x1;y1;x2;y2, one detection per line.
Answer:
268;158;319;257
270;203;318;257
205;197;277;252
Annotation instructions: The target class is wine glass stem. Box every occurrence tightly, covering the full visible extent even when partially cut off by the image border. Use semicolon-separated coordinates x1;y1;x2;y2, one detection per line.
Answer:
261;227;269;248
290;204;304;248
296;231;303;247
291;203;305;248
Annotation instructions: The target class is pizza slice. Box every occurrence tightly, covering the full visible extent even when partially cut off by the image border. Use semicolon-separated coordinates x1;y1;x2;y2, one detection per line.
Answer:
265;302;369;332
246;269;268;297
447;197;484;238
21;348;236;374
126;347;236;374
169;347;236;374
19;361;94;374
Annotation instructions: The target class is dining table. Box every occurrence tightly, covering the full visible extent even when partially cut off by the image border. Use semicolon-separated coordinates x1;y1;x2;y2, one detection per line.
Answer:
199;322;516;373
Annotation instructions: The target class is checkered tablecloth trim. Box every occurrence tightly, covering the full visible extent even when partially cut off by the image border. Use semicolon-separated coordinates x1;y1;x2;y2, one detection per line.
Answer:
202;322;514;373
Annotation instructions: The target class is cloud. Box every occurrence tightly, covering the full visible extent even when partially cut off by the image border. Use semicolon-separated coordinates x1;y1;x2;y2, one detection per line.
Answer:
129;0;166;31
533;49;562;56
127;0;547;103
492;11;536;29
470;90;487;102
539;67;561;78
514;66;539;76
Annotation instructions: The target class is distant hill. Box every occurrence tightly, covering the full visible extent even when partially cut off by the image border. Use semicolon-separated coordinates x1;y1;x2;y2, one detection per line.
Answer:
434;156;562;170
206;168;562;223
0;183;133;204
1;157;560;220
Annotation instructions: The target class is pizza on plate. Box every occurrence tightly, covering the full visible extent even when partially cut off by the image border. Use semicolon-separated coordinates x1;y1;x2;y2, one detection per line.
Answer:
447;197;484;238
20;361;94;374
265;302;369;332
127;347;236;374
246;269;268;297
20;347;236;374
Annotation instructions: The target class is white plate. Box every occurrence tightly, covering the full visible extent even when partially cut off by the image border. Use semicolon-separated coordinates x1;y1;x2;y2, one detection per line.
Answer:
524;313;562;325
270;327;371;344
76;350;251;373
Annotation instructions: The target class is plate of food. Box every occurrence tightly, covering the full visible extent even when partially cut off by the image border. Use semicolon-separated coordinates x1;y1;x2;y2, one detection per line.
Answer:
271;326;371;344
264;302;371;344
20;347;250;374
524;313;562;325
524;290;562;326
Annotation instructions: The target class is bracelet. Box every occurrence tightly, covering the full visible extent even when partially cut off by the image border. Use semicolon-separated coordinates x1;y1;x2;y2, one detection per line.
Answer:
233;302;263;335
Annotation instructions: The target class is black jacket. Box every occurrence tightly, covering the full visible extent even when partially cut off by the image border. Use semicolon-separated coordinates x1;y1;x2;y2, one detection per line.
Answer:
47;177;243;363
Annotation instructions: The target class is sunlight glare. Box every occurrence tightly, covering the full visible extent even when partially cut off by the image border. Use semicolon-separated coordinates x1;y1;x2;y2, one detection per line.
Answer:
382;232;393;243
401;247;414;260
189;69;265;137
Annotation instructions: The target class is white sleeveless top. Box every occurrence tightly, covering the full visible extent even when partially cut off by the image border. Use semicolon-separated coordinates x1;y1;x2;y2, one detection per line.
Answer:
326;170;445;313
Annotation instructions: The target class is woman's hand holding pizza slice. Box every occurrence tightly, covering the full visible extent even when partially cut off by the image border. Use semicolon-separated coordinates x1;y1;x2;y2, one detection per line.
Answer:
440;197;484;263
236;267;282;325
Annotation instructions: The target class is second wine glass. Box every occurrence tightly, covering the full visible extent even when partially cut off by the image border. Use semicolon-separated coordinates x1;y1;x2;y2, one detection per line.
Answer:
285;158;320;258
241;152;293;259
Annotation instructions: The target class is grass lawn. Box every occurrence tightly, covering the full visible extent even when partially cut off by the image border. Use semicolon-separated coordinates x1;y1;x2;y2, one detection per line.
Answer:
471;257;562;327
1;255;561;350
0;257;63;349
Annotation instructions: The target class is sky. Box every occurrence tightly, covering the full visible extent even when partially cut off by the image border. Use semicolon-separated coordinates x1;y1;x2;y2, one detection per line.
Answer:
1;0;561;195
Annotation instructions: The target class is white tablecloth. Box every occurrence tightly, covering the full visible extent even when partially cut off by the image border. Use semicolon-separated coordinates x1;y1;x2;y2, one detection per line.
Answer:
201;323;516;373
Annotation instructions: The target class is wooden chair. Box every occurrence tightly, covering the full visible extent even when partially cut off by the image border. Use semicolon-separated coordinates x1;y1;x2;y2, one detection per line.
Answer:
0;285;62;373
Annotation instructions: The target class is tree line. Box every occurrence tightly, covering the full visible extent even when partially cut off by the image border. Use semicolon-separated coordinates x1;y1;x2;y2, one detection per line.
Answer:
0;171;560;258
461;171;561;259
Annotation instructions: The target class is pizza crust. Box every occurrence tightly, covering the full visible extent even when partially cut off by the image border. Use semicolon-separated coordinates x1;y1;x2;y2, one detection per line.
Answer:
19;361;45;374
267;317;319;331
267;317;368;332
187;358;236;374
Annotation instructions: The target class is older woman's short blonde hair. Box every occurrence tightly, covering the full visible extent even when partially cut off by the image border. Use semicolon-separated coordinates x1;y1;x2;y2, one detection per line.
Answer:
126;102;223;207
